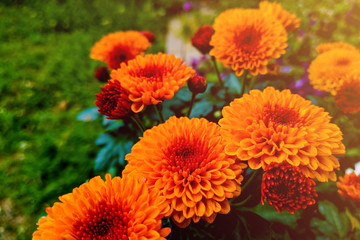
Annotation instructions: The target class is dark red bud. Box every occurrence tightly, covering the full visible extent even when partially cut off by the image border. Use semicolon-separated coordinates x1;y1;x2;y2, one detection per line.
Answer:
94;66;110;83
188;74;207;94
141;31;156;43
191;25;214;55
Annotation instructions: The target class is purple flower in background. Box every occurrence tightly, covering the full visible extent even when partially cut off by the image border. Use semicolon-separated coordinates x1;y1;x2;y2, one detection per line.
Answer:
297;30;306;40
280;65;293;73
308;12;317;27
183;2;191;11
190;55;208;71
290;62;326;97
275;58;284;65
191;57;199;69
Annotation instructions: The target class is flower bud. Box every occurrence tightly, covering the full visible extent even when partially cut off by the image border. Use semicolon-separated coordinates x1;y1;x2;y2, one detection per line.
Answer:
141;31;156;43
188;74;207;94
94;66;110;83
95;80;133;119
191;25;214;55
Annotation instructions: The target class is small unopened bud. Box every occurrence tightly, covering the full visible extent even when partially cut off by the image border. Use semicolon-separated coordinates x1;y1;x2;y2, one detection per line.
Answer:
141;31;156;43
266;63;280;75
191;25;214;55
188;74;207;94
94;66;110;83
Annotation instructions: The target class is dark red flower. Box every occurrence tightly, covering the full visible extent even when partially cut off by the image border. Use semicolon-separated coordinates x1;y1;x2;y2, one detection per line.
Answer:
191;25;214;55
94;66;110;83
188;74;207;94
261;163;318;214
95;80;133;119
141;31;156;43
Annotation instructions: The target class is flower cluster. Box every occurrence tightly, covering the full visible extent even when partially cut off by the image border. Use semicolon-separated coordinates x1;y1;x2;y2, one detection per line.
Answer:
33;174;170;239
337;172;360;202
261;163;318;213
219;87;345;182
35;0;356;238
95;80;133;119
259;1;301;32
308;42;360;95
111;53;195;113
337;162;360;203
335;70;360;113
123;116;247;227
91;31;152;70
208;0;299;77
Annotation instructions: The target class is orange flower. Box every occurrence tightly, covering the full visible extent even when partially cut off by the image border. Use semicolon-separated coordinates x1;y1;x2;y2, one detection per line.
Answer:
308;48;360;95
111;53;195;113
337;172;360;202
90;31;151;69
33;174;171;240
335;71;360;113
316;42;358;54
209;8;287;77
123;116;247;228
259;1;301;32
219;87;345;182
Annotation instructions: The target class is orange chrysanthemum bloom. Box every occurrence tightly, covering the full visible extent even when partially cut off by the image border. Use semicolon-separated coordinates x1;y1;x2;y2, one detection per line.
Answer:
123;116;247;228
316;42;358;54
335;71;360;113
209;8;287;77
308;48;360;95
111;53;195;113
90;31;151;69
33;174;171;240
219;87;345;182
259;1;301;32
337;172;360;202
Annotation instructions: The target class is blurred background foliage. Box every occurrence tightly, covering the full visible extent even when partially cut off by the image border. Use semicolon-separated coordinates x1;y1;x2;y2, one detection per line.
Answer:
1;0;359;239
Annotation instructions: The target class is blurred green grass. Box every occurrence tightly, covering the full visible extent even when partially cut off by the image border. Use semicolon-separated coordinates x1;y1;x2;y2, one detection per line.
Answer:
0;0;185;238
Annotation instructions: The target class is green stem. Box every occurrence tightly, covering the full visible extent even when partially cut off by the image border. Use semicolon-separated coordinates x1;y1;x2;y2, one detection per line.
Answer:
232;194;252;207
211;56;224;88
264;80;270;88
154;104;165;123
239;71;249;97
130;115;145;133
187;93;197;118
248;75;257;91
241;169;261;193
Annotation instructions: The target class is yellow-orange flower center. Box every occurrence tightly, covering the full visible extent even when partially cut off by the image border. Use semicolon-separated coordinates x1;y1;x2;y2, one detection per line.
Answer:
336;58;351;66
73;201;128;239
262;104;302;127
235;27;261;50
165;138;202;172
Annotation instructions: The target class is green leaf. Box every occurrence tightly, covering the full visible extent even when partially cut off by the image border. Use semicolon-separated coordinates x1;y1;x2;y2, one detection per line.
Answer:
77;107;100;122
311;201;351;239
251;202;299;227
224;73;242;94
318;201;343;234
346;148;360;157
345;208;360;231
